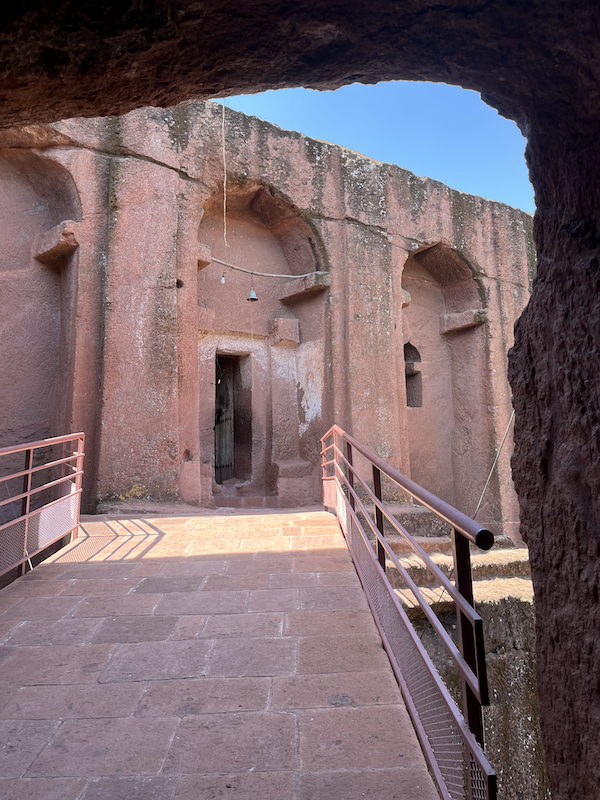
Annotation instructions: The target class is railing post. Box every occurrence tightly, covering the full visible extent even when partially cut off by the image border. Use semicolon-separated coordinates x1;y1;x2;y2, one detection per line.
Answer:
346;441;355;511
452;527;485;746
60;440;68;499
19;447;33;575
320;440;325;505
372;465;386;572
74;435;84;539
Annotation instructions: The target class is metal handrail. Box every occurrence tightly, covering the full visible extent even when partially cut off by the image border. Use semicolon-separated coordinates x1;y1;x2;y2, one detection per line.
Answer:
322;425;494;550
0;432;85;578
0;452;85;483
320;424;496;800
330;453;483;701
341;488;495;778
0;470;85;509
0;432;84;457
325;443;483;623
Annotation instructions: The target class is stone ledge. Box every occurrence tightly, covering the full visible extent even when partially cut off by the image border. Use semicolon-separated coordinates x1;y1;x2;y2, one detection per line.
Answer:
440;308;487;335
34;220;80;268
277;272;330;304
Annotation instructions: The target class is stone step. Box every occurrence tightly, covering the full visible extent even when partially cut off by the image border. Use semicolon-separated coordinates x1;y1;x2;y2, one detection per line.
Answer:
382;548;532;621
211;495;280;509
386;548;530;587
385;533;515;557
357;503;452;538
392;575;534;621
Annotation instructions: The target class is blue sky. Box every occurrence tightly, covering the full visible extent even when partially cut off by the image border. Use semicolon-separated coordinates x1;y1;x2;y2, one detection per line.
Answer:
222;82;535;214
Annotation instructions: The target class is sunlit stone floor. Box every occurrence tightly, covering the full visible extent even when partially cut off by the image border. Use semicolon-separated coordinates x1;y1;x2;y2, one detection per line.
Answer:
0;509;438;800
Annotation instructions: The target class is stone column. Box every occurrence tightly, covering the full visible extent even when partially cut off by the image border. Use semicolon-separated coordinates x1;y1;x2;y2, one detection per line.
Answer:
175;184;207;505
343;220;406;481
97;157;182;501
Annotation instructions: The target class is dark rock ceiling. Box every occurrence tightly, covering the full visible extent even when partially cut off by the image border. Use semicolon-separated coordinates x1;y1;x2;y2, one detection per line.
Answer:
0;1;599;140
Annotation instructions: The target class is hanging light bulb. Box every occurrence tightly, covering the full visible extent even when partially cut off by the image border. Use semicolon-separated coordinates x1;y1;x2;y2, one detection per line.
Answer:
221;270;226;284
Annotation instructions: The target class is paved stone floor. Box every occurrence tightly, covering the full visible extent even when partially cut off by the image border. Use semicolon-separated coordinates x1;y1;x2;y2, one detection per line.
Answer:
0;508;439;800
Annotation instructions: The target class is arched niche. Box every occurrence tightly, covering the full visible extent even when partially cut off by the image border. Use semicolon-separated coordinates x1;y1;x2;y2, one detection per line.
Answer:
0;150;81;457
402;242;490;517
197;183;329;506
198;183;325;327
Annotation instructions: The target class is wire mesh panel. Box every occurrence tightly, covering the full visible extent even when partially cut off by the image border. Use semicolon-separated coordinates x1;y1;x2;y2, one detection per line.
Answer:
0;518;27;575
354;526;466;798
27;493;79;555
470;754;496;800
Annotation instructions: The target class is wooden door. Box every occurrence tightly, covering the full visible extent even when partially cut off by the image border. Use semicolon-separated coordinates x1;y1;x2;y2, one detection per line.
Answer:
214;356;234;483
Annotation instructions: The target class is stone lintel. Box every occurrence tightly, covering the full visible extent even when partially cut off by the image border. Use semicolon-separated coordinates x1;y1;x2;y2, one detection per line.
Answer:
269;317;300;348
34;220;79;268
440;309;487;335
198;243;212;271
277;271;330;304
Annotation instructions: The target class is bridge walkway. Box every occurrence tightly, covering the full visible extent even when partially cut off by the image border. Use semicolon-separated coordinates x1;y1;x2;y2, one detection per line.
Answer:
0;508;439;800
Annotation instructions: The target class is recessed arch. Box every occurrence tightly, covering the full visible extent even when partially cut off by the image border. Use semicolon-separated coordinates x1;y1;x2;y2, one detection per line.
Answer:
402;242;489;513
197;181;329;506
0;150;81;450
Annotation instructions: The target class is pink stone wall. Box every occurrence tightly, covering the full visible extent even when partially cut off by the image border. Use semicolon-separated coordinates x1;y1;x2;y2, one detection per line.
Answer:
0;102;533;535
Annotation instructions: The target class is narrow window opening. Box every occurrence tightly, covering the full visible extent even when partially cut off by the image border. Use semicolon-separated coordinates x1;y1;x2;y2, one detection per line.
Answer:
404;343;423;408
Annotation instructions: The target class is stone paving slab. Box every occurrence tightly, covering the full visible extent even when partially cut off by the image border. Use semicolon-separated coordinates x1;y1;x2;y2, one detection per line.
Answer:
0;509;439;800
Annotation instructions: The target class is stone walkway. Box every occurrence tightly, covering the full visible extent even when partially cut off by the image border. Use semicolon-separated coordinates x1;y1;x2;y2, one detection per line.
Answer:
0;508;439;800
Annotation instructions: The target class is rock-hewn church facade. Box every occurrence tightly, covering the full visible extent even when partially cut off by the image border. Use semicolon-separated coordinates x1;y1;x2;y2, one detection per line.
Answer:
0;101;533;541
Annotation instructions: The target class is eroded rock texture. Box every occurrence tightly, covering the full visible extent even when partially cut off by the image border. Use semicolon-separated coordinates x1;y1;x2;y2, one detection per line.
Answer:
508;133;600;800
1;3;600;799
0;2;598;134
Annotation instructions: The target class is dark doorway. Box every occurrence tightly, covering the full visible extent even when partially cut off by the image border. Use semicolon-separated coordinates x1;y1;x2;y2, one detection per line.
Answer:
215;356;234;483
214;355;252;485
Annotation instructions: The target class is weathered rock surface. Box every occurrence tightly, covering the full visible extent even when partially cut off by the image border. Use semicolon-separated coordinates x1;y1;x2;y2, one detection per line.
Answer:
481;598;550;800
418;594;549;800
0;1;599;141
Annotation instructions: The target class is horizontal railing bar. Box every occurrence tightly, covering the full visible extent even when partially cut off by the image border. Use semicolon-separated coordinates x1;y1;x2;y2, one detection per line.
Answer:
334;466;482;700
338;484;493;768
0;488;83;535
332;445;482;625
322;424;493;549
0;452;85;484
0;433;84;458
0;472;83;510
